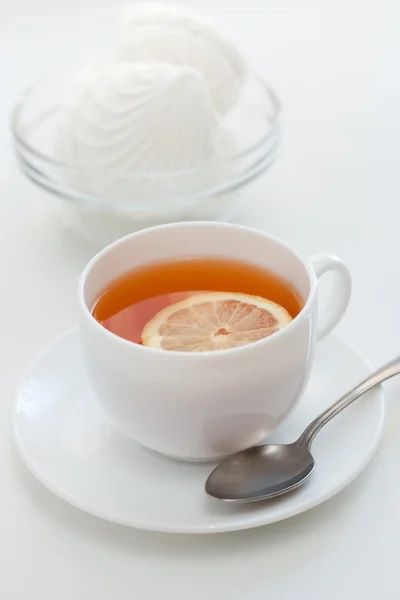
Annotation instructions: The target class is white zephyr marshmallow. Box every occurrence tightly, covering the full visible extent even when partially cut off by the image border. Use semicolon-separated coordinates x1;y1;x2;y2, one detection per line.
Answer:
55;62;221;192
117;2;248;115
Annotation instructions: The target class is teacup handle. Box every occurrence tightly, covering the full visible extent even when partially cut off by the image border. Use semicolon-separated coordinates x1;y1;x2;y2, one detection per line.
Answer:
309;253;352;341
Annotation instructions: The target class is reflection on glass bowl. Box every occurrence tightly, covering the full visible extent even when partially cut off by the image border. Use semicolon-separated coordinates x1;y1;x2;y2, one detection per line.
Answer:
12;67;281;247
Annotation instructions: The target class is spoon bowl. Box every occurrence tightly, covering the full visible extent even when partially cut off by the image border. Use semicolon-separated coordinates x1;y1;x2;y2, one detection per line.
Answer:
206;443;315;502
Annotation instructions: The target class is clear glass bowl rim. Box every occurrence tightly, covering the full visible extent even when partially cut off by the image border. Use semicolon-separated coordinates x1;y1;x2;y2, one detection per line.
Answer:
11;69;281;212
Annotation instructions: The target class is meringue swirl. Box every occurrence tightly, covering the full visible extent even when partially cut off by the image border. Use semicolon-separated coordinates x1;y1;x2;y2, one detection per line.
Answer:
118;2;248;115
55;62;220;189
54;4;248;200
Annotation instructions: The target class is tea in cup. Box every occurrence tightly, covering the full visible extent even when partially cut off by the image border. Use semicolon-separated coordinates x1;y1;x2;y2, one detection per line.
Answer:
79;222;351;461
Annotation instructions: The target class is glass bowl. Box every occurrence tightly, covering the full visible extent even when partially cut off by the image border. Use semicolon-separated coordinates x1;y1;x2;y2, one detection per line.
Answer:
12;67;281;247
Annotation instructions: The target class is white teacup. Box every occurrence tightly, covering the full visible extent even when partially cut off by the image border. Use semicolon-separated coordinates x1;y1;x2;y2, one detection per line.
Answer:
79;222;351;461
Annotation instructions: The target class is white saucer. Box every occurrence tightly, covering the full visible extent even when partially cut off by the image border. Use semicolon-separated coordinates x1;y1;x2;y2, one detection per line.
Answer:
12;329;384;534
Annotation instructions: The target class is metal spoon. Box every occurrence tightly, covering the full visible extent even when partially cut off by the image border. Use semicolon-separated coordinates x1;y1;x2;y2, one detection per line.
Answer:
206;356;400;503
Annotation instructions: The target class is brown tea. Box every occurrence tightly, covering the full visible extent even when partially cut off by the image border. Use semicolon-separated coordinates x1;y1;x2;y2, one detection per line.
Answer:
92;256;303;349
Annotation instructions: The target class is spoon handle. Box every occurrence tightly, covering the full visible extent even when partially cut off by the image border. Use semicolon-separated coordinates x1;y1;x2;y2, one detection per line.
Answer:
297;356;400;448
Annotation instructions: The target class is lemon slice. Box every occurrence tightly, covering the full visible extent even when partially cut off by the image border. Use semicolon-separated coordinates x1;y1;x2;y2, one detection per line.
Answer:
141;292;292;352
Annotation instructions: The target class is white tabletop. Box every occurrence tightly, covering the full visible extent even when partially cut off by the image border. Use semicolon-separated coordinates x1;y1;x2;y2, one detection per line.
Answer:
2;0;400;597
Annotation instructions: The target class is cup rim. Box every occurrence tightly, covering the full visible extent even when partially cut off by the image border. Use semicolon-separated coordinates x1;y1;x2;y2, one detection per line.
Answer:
78;222;317;359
